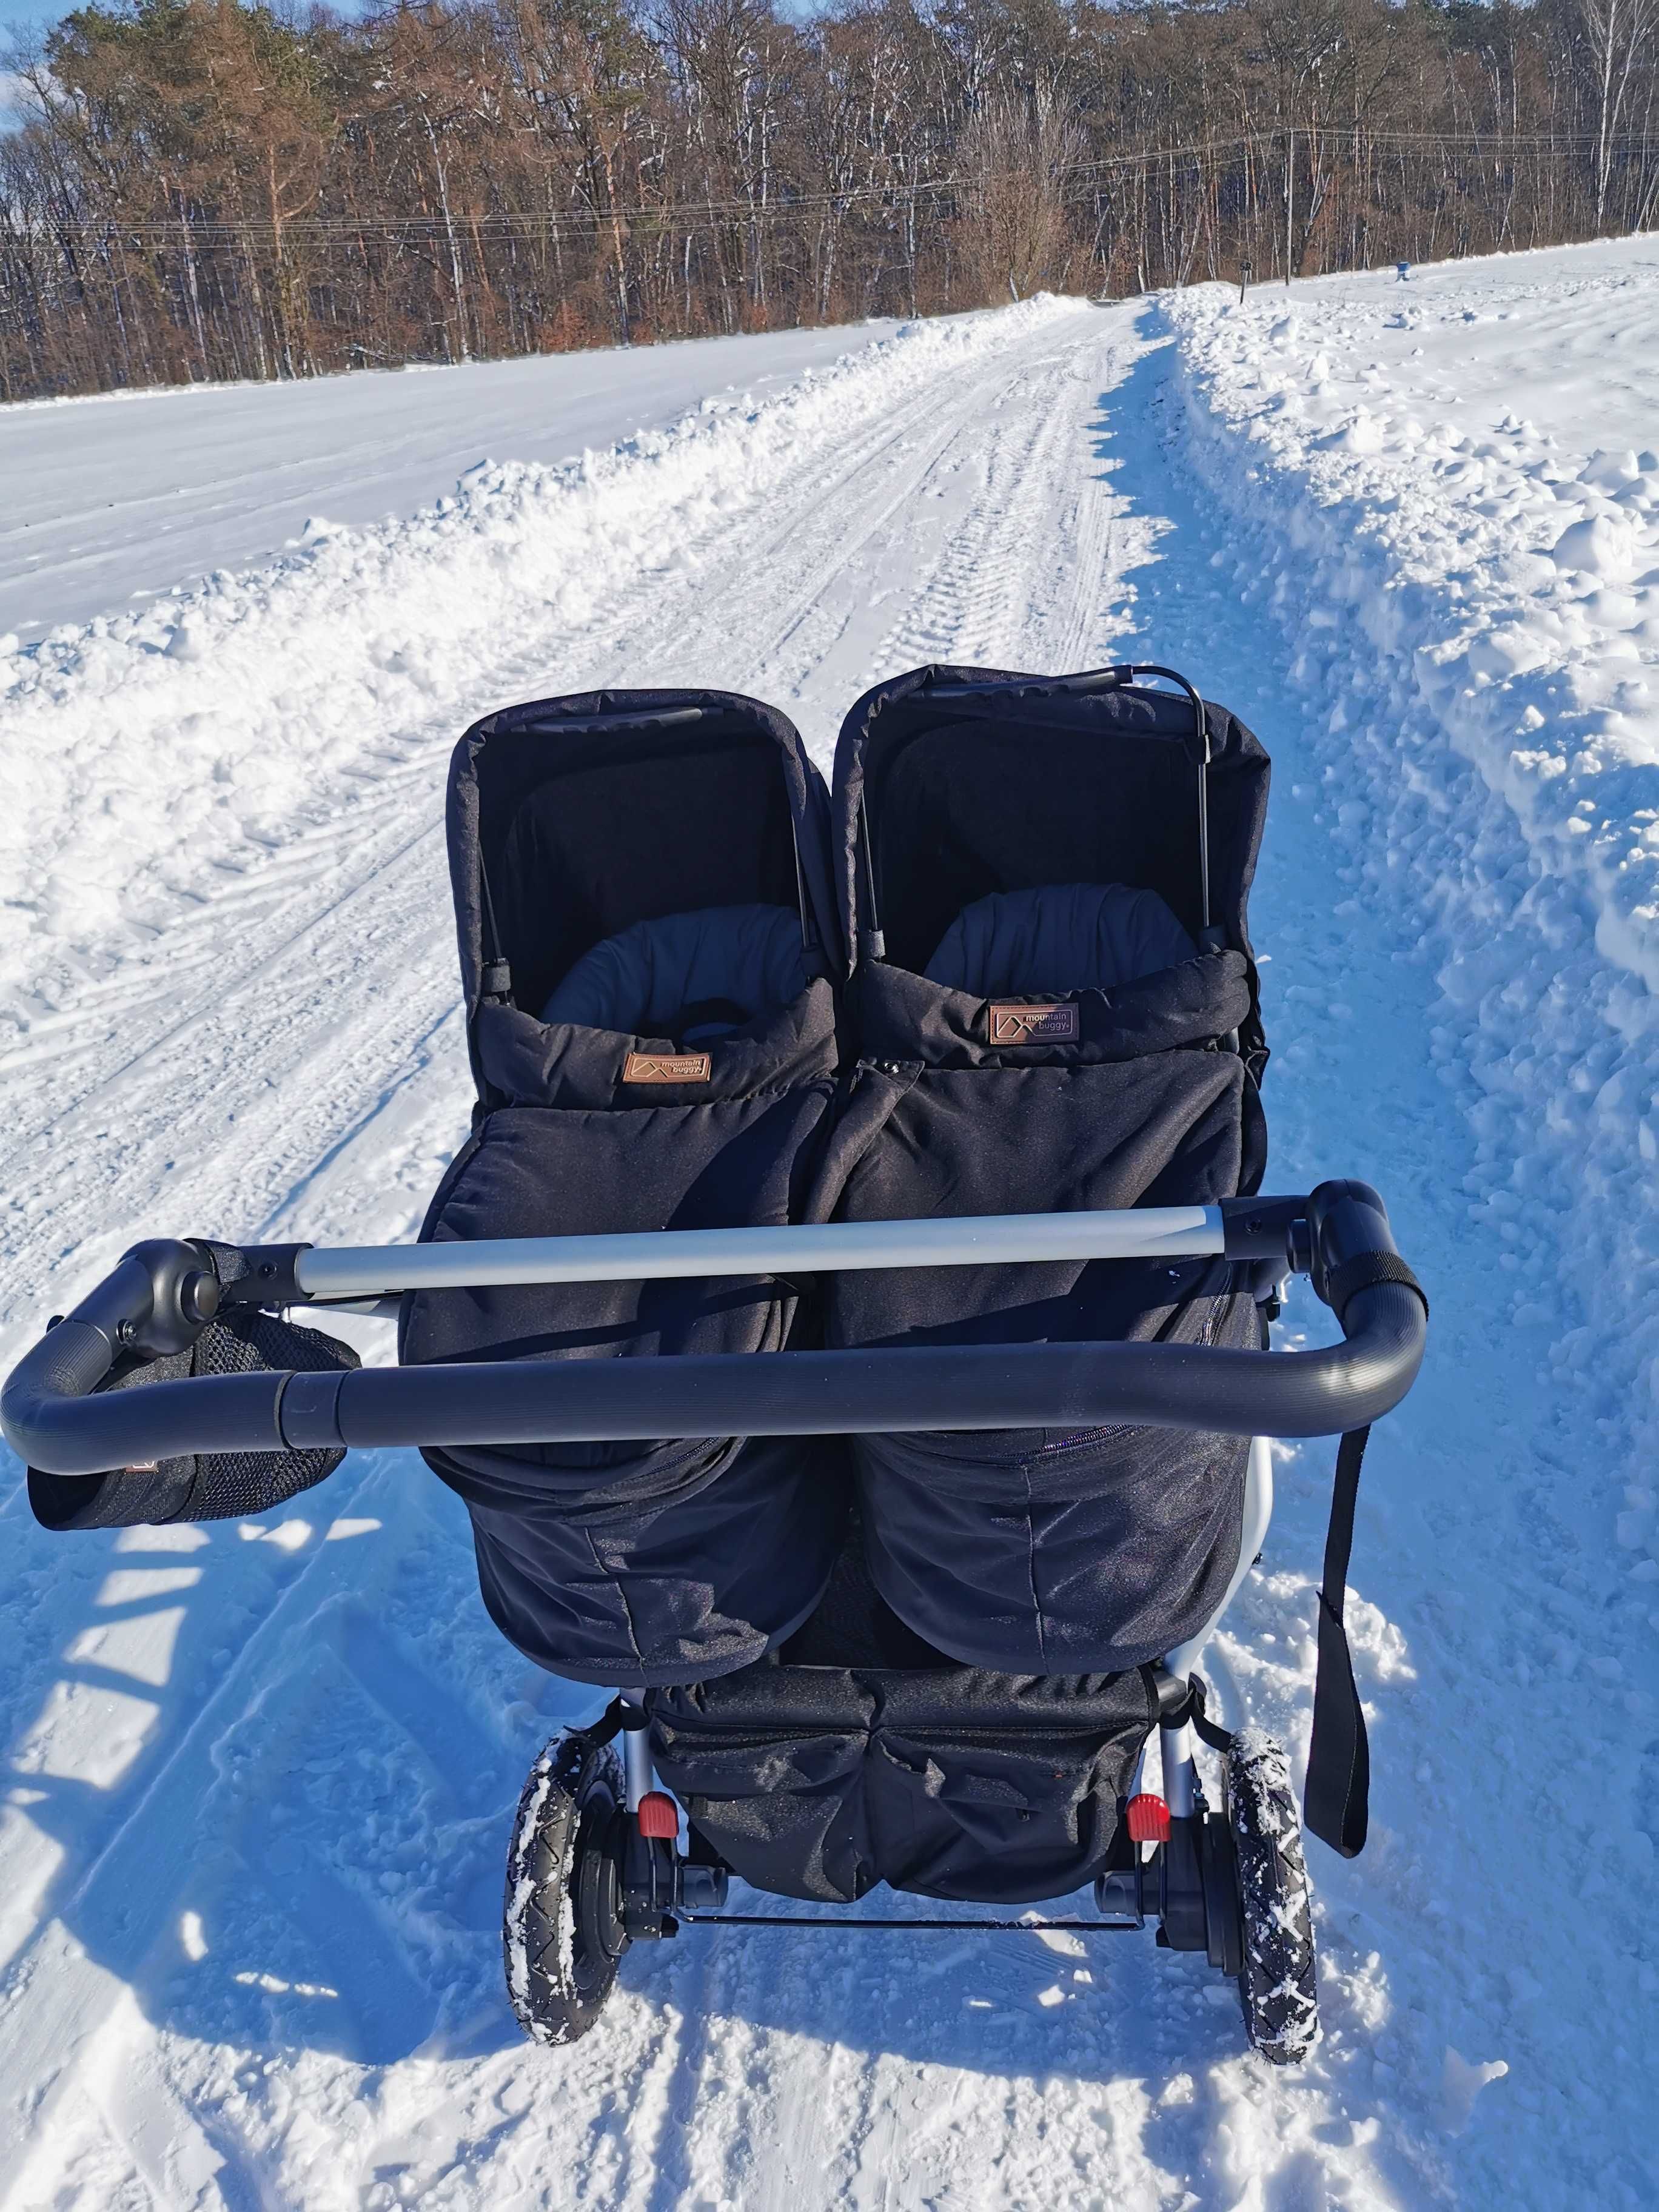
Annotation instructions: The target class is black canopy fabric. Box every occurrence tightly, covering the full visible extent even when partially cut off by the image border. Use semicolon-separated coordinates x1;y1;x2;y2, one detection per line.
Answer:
832;662;1270;1071
444;688;842;1105
403;691;849;1687
813;665;1272;1677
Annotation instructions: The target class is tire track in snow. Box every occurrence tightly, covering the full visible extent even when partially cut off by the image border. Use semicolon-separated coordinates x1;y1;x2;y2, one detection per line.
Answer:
0;310;1101;1355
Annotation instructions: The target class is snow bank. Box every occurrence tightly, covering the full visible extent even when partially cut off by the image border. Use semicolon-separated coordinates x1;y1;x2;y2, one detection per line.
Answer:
0;319;904;642
0;293;1090;1033
1165;267;1659;1585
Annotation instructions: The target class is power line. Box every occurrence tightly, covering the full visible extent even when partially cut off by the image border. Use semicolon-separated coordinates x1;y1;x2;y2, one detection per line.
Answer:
10;122;1659;245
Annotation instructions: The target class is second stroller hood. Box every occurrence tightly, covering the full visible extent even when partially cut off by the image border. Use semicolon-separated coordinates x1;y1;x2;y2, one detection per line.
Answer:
833;661;1270;1071
816;662;1273;1678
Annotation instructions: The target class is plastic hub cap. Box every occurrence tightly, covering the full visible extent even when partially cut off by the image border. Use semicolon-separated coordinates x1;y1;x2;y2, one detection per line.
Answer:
575;1802;629;1976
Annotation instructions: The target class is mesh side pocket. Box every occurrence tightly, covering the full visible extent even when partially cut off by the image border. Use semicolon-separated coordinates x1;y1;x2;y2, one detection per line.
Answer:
28;1312;359;1532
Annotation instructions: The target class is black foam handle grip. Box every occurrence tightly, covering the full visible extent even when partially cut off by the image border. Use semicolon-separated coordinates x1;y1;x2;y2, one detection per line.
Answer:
4;1190;1429;1475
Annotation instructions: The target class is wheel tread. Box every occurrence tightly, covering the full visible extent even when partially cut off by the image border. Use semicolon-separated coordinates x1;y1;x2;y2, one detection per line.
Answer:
1228;1728;1319;2065
502;1732;627;2045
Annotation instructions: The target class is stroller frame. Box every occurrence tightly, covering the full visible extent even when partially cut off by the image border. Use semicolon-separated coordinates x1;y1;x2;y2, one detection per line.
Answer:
3;1184;1419;1473
2;659;1429;2065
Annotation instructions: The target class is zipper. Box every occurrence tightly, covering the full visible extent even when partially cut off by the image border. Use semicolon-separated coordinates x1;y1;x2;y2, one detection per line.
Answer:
651;1720;859;1748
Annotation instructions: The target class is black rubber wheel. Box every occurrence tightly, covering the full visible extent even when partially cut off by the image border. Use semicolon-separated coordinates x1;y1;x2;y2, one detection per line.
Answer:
1227;1730;1319;2065
503;1731;629;2045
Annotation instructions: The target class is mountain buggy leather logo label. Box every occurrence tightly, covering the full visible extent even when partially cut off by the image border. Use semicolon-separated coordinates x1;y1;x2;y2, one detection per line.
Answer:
622;1051;712;1084
987;1003;1079;1045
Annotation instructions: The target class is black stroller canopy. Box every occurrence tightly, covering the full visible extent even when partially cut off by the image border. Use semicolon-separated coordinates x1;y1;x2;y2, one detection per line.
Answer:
834;665;1270;974
447;689;840;1027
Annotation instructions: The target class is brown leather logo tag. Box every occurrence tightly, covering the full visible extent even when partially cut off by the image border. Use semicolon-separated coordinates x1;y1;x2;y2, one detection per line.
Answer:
988;1002;1079;1045
622;1050;712;1084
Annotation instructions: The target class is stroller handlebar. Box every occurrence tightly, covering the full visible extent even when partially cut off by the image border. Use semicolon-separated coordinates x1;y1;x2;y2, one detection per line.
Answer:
3;1185;1426;1477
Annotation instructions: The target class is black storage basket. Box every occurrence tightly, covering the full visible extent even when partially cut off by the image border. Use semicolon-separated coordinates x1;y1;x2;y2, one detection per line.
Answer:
648;1653;1159;1906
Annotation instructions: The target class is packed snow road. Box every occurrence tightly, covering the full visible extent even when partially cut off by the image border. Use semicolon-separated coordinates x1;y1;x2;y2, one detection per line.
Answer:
2;246;1657;2208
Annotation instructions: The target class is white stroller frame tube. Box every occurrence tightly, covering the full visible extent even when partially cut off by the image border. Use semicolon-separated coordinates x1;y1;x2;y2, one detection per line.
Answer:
1160;1721;1198;1819
622;1705;654;1812
1164;1436;1275;1687
293;1206;1227;1301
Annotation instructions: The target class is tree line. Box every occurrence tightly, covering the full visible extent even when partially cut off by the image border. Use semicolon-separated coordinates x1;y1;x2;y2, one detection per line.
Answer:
2;0;1657;402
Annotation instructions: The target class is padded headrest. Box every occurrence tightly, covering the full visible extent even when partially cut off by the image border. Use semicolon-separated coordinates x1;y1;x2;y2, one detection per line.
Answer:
923;883;1196;997
540;903;811;1042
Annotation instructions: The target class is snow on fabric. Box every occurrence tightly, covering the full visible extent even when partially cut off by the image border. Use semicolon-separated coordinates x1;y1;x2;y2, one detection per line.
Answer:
0;244;1656;2206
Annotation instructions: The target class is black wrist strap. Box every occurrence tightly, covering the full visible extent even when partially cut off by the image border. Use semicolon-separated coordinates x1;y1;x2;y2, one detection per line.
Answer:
1304;1424;1371;1858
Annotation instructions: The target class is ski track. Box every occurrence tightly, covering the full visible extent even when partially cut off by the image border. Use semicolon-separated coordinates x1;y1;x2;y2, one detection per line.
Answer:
0;269;1652;2206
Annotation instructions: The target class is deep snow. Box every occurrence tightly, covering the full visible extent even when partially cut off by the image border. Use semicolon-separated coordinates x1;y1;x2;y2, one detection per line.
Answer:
1;243;1657;2208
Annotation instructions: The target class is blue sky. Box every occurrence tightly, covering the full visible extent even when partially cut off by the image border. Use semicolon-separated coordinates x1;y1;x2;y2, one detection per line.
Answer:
1;0;56;35
1;0;61;49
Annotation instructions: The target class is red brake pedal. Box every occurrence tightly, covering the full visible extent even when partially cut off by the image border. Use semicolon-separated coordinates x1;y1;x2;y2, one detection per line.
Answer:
636;1791;680;1839
1125;1792;1171;1845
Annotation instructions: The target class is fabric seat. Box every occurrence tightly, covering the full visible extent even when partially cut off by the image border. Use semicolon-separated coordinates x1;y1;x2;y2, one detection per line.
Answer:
542;903;811;1042
814;663;1270;1677
403;689;850;1689
923;882;1196;997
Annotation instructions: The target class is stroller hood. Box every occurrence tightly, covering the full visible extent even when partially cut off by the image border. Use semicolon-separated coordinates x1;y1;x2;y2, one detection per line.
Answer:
832;662;1270;1068
446;688;842;1105
411;686;850;1688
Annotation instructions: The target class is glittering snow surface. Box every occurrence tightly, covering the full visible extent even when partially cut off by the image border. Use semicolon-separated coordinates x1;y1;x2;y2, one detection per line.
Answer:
2;244;1657;2207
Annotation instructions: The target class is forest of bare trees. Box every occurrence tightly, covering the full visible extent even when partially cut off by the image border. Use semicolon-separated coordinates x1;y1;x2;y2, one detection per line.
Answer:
2;0;1658;402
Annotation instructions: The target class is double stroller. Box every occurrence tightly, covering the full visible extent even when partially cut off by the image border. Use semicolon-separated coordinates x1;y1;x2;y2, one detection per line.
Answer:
5;663;1427;2068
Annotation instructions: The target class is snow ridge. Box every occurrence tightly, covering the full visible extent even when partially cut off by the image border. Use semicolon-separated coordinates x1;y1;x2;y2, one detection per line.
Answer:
1166;278;1659;1587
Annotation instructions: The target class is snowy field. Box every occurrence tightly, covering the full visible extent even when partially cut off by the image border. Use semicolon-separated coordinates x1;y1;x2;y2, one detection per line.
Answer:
0;320;897;644
2;236;1658;2207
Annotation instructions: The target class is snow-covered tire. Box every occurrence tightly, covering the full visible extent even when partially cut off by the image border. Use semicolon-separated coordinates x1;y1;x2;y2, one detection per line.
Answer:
503;1731;628;2045
1228;1730;1319;2065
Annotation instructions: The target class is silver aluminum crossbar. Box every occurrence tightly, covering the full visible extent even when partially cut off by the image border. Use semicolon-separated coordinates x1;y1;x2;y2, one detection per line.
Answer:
294;1205;1225;1301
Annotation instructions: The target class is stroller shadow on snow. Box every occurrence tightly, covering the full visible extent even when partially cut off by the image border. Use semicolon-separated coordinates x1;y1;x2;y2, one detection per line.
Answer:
0;1493;515;2070
3;1496;1255;2084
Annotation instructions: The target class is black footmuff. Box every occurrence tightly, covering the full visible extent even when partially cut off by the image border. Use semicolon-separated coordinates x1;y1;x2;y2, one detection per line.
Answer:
814;664;1272;1674
401;690;850;1686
